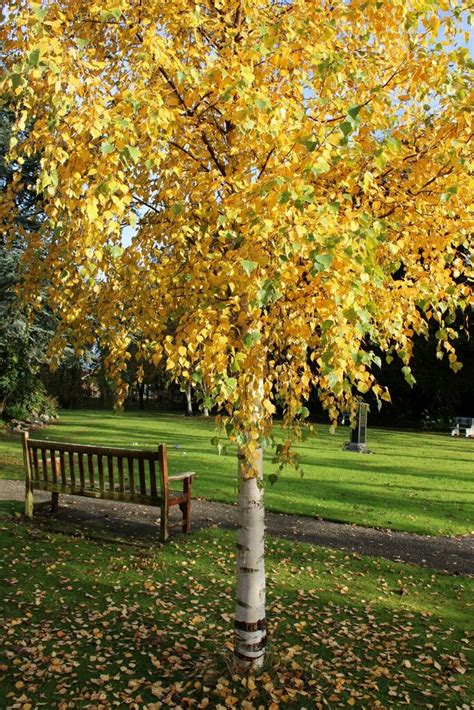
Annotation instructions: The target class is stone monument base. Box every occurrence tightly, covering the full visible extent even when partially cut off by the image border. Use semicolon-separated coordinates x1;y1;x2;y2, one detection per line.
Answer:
344;442;371;453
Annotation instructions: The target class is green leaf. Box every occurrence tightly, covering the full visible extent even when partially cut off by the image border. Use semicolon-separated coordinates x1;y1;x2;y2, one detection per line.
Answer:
241;66;255;85
310;252;333;272
241;259;257;275
243;331;261;348
310;157;330;176
226;377;237;391
203;396;215;409
255;97;268;110
230;353;245;373
441;185;458;203
110;246;123;259
298;406;310;419
278;190;292;204
33;6;47;20
339;121;353;137
217;442;227;456
385;136;402;153
101;141;115;155
348;105;362;120
267;473;279;486
28;50;40;68
257;279;281;307
401;366;416;387
300;136;318;152
123;145;140;163
11;74;22;89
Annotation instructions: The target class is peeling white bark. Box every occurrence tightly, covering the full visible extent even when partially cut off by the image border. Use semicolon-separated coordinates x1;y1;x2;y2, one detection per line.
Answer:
234;446;266;668
185;383;193;416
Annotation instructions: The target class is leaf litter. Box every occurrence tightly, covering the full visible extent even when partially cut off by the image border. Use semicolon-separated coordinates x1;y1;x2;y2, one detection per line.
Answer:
0;517;472;709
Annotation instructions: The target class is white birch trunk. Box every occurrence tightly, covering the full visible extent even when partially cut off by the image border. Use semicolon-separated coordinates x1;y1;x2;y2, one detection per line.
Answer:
201;384;209;417
234;374;266;669
234;446;266;669
185;383;193;416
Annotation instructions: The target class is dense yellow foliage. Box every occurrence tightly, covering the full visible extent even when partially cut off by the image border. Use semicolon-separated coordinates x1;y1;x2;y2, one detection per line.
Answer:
1;1;473;454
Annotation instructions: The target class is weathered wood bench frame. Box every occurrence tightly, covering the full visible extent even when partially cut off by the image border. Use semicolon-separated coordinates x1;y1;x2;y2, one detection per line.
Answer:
450;417;474;438
21;432;195;542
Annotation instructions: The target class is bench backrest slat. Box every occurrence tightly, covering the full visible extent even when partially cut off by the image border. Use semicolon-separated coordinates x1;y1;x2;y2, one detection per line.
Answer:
59;451;67;486
149;459;158;497
107;456;114;491
69;451;76;490
115;456;123;492
97;454;104;490
138;459;146;496
51;449;58;485
32;448;40;480
127;457;135;494
41;449;48;482
78;453;85;489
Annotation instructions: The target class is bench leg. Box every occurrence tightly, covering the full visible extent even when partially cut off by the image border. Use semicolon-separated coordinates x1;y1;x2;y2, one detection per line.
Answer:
179;501;191;534
160;500;169;543
180;478;192;534
25;486;34;519
51;492;59;514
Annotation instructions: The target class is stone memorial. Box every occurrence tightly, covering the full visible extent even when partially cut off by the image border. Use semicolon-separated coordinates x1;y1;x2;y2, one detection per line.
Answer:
345;402;371;453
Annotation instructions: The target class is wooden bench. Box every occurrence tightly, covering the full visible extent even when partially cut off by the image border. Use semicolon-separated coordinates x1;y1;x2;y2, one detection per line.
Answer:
450;417;474;438
21;432;195;542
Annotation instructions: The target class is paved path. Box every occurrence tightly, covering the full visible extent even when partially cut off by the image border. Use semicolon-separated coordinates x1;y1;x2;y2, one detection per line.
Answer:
1;479;472;575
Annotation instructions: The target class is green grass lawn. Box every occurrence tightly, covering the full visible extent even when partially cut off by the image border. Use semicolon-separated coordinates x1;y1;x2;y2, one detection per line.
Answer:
1;409;473;536
0;507;472;709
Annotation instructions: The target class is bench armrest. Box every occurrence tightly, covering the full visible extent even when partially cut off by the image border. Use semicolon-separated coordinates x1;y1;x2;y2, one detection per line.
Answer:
168;472;196;481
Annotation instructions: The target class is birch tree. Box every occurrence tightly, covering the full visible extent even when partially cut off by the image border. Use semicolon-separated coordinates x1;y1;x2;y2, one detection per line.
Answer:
1;0;473;669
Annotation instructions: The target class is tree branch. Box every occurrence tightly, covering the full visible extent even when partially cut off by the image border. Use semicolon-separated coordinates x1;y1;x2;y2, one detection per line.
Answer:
132;195;163;215
201;132;227;177
168;141;210;171
257;148;275;180
158;67;192;116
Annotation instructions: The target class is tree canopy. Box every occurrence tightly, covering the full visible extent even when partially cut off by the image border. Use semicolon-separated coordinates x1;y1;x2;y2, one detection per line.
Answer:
2;0;473;671
1;0;472;449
